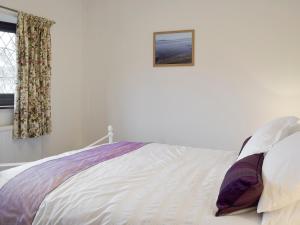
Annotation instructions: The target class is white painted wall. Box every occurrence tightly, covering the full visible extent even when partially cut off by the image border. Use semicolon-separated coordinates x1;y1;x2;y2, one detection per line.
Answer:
1;0;299;162
0;0;85;161
83;0;300;151
0;126;42;163
0;109;13;127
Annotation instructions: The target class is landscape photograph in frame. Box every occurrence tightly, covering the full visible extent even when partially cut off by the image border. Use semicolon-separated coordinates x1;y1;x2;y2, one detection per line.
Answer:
153;30;194;67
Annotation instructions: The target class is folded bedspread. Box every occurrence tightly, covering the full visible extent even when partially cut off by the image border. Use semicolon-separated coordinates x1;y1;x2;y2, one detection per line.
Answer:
0;142;261;225
0;142;146;225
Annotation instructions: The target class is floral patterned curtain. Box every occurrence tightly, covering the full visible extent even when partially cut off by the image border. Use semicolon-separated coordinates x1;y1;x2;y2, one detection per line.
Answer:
13;12;54;139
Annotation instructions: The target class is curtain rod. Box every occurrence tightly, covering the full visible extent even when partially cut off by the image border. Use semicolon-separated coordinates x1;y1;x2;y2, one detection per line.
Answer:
0;5;18;13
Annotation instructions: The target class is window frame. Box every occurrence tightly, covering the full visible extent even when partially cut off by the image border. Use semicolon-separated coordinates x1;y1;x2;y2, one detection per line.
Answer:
0;21;17;109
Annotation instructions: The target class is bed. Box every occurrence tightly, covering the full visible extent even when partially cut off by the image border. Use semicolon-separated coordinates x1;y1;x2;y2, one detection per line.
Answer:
0;127;261;225
2;117;299;225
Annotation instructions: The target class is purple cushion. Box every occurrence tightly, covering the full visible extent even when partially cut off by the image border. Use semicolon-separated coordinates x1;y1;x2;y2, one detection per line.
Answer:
215;153;264;216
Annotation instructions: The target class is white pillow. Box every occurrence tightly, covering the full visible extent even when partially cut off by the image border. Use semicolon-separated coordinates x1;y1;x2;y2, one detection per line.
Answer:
261;202;300;225
290;123;300;133
258;132;300;212
238;116;299;160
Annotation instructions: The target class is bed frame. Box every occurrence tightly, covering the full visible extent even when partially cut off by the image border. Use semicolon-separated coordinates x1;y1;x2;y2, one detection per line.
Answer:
85;125;114;148
0;125;114;171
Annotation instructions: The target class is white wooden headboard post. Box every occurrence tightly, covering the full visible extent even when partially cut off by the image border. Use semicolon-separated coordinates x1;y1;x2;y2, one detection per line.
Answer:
85;125;114;148
108;125;113;144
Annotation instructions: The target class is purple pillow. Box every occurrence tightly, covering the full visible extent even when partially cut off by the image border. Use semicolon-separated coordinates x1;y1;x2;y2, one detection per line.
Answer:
215;153;264;216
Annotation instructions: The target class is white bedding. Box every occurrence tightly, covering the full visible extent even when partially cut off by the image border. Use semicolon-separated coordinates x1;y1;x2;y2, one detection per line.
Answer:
0;143;261;225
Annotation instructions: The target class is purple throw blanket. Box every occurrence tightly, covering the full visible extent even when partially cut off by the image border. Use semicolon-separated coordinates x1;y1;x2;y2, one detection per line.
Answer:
0;141;146;225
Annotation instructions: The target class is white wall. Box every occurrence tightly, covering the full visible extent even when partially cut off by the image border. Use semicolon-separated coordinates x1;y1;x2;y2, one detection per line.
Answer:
82;1;108;146
0;126;42;163
83;0;300;151
1;0;299;161
0;0;85;161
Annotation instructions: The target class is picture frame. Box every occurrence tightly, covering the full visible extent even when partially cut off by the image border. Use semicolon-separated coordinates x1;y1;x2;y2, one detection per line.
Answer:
153;29;195;67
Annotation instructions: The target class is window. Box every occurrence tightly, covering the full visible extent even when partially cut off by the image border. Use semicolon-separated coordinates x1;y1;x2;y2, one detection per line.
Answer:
0;21;17;109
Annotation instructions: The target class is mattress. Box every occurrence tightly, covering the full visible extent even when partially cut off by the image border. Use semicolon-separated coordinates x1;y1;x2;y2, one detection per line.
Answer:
0;143;261;225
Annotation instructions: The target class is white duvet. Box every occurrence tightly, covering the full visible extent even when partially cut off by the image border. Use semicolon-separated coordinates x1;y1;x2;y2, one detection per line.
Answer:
0;143;261;225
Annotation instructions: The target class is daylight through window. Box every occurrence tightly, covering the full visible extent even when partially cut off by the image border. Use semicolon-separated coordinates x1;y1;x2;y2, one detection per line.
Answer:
0;29;16;93
0;21;17;108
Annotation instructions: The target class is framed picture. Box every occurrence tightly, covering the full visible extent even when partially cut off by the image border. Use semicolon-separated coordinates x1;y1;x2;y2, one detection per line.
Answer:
153;29;194;67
